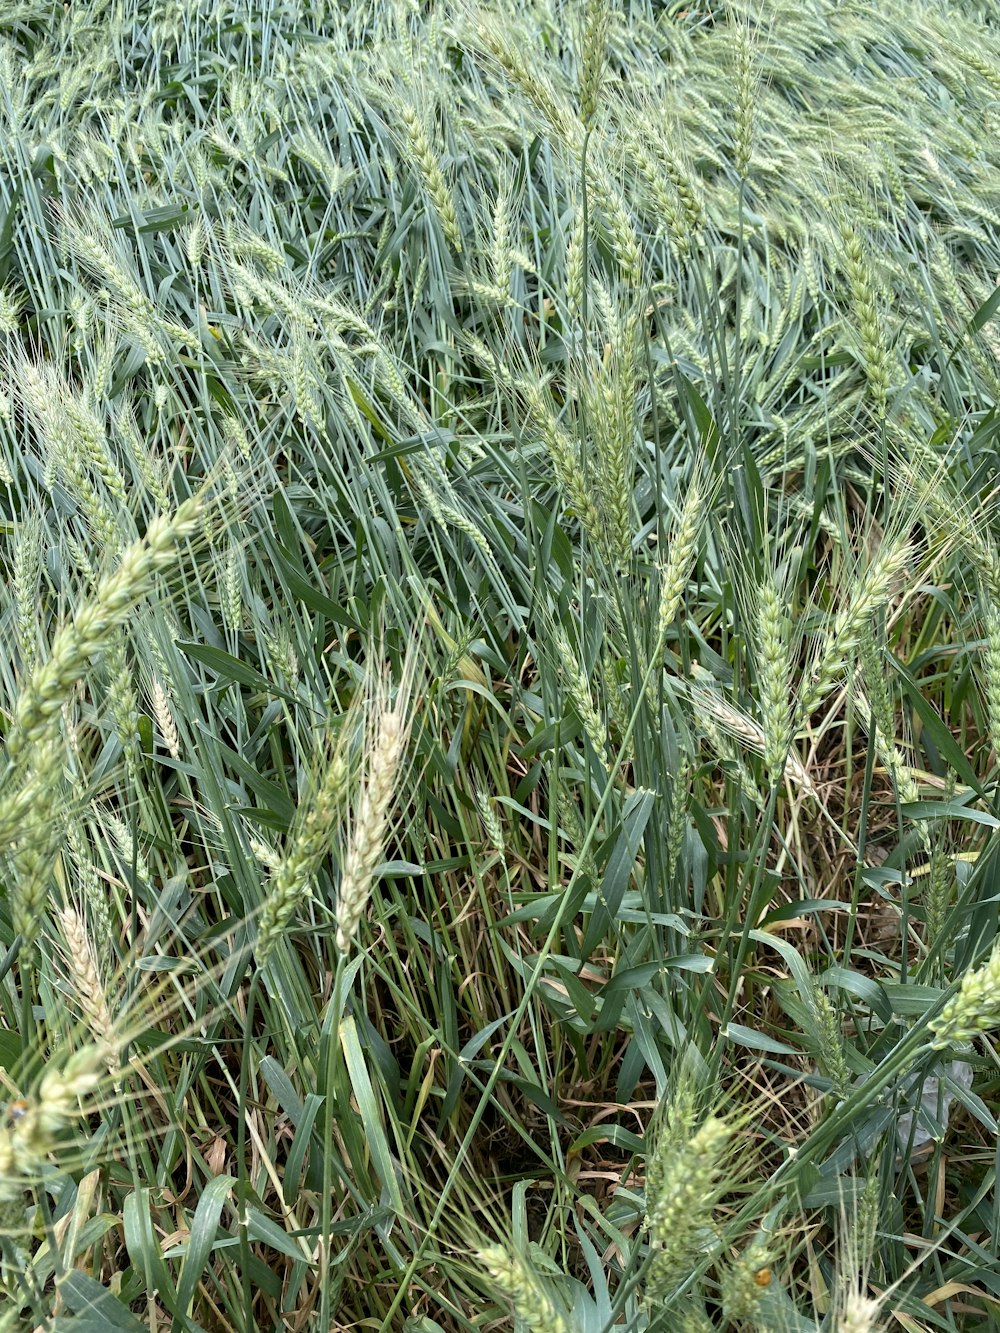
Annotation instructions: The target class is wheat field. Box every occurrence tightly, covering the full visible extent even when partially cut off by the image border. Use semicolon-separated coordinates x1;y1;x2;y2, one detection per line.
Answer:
2;0;1000;1329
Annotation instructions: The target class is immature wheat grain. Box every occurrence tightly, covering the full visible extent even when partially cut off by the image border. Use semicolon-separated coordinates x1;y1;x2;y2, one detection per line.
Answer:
0;737;63;850
10;830;59;951
930;944;1000;1048
924;843;955;973
0;1047;106;1202
56;906;119;1076
150;676;181;760
810;986;852;1099
732;24;756;178
65;817;113;964
0;286;24;334
981;598;1000;762
522;383;604;547
479;1246;570;1333
474;20;574;138
336;702;409;954
852;1168;881;1276
578;0;610;129
756;569;792;785
720;1239;774;1324
840;219;890;419
256;742;351;966
665;759;691;883
590;371;636;570
653;478;703;648
588;166;643;287
692;669;814;794
836;1289;883;1333
554;628;606;756
798;538;912;724
397;100;461;251
12;514;43;675
106;633;141;785
8;498;202;762
475;787;504;855
645;1113;732;1302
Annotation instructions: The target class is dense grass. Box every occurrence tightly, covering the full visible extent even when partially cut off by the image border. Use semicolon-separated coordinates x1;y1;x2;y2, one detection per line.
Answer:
3;0;1000;1328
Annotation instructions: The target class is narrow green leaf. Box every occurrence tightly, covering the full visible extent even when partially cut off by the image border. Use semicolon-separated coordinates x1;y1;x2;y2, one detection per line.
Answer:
175;1175;235;1316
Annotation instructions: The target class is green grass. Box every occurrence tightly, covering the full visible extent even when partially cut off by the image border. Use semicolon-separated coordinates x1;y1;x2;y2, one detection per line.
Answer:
2;0;1000;1328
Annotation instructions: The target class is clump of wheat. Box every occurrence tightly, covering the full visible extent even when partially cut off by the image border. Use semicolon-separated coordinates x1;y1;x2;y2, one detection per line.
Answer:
478;1245;570;1333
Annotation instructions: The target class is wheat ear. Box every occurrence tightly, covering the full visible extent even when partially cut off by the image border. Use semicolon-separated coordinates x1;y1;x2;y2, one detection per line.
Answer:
8;498;202;761
336;701;410;955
